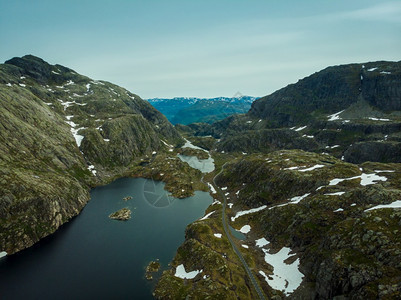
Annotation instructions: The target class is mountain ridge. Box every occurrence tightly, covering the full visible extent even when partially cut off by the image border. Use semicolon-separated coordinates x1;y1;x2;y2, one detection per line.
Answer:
147;95;257;125
185;60;401;164
0;55;183;254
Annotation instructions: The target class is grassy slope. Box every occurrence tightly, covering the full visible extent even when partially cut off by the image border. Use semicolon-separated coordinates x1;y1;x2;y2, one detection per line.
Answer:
0;55;184;254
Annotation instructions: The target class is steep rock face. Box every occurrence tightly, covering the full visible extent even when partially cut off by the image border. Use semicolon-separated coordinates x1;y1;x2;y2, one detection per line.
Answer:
0;80;91;254
249;64;363;126
190;61;401;164
217;128;319;154
361;64;401;111
249;61;401;126
344;141;401;164
0;55;183;254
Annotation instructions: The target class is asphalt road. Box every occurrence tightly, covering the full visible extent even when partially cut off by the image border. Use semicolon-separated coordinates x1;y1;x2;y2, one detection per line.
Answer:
213;162;267;300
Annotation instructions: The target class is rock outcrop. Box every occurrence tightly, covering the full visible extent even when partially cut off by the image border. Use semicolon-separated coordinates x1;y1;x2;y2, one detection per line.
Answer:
109;208;131;221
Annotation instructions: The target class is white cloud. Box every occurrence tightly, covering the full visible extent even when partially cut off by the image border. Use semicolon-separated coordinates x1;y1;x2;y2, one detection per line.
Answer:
341;1;401;23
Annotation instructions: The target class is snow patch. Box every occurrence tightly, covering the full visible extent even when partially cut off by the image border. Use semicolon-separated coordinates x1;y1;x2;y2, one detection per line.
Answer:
289;193;310;204
87;165;97;176
329;173;387;186
365;200;401;211
368;117;390;122
65;120;85;147
0;251;7;259
208;183;217;194
227;203;234;209
239;225;251;234
242;244;249;249
255;238;269;248
174;264;202;279
214;233;222;238
327;110;345;121
199;211;214;221
298;164;324;172
231;205;267;222
294;126;307;132
333;208;344;212
269;193;310;210
284;166;306;171
261;246;304;295
326;145;340;149
324;192;345;196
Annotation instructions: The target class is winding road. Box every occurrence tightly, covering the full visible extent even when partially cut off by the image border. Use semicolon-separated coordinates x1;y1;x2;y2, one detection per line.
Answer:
213;163;267;300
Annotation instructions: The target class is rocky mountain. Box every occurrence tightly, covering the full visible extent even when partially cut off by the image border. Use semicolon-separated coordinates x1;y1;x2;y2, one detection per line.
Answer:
147;95;256;125
0;55;182;255
214;151;401;299
2;56;401;299
154;61;401;299
185;61;401;164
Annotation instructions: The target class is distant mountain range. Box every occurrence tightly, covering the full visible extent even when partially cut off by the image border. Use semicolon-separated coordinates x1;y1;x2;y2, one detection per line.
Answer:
147;95;257;125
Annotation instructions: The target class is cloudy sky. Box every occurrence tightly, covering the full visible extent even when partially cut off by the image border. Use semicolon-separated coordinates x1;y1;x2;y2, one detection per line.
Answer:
0;0;400;98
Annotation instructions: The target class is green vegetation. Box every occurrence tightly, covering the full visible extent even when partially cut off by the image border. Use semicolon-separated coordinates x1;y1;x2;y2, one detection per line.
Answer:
0;55;183;254
145;260;161;280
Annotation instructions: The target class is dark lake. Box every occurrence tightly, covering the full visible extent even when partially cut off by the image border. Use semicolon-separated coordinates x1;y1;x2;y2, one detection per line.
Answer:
0;177;212;300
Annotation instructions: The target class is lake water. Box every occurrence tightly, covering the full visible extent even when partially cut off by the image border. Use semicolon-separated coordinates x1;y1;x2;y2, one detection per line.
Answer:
0;178;212;300
178;139;215;173
177;154;215;173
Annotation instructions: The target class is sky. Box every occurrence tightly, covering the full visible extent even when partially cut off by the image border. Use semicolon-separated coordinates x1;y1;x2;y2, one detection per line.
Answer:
0;0;400;98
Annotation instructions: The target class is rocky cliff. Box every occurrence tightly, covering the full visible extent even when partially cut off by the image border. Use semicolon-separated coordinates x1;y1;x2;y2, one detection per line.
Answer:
187;61;401;164
249;61;401;126
0;55;183;254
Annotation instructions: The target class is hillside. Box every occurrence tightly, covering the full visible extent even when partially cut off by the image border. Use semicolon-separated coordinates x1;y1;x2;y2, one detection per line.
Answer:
185;61;401;164
153;62;401;298
0;55;183;254
155;150;401;299
148;96;256;125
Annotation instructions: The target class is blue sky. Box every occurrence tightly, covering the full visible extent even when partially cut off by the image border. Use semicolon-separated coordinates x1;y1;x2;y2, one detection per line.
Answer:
0;0;400;98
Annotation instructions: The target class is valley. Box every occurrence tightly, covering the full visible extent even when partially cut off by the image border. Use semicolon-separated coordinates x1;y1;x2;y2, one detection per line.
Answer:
1;55;401;299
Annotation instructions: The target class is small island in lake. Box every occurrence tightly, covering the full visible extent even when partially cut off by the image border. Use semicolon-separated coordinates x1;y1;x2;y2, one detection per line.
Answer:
109;208;131;221
145;260;161;280
123;196;133;201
